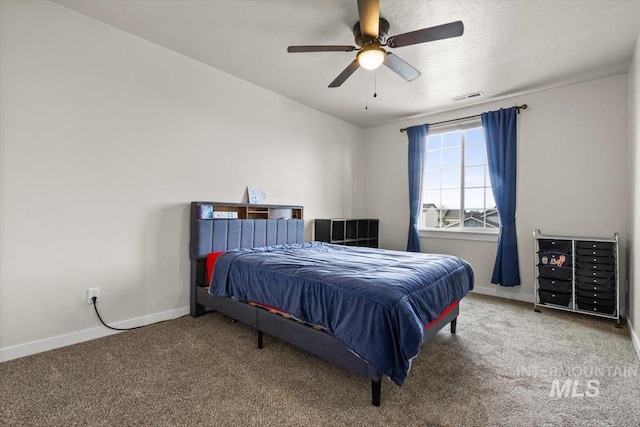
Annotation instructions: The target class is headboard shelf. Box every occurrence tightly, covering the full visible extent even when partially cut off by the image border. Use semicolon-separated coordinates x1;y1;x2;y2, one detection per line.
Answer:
193;201;303;220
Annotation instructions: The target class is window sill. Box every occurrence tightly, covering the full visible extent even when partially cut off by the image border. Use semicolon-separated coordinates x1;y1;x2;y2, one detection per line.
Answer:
419;228;499;242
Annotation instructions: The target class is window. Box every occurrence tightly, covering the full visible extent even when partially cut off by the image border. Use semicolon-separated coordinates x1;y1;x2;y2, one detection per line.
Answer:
421;121;498;231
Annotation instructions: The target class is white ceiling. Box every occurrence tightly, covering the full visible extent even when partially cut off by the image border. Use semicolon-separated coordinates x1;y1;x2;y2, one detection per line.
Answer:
54;0;640;128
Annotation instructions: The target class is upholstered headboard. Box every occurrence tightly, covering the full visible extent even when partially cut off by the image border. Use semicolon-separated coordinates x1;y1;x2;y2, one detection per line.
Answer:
189;202;304;317
190;218;305;260
189;202;305;297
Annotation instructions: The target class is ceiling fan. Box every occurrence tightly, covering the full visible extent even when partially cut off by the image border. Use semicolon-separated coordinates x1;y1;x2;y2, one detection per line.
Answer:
287;0;464;88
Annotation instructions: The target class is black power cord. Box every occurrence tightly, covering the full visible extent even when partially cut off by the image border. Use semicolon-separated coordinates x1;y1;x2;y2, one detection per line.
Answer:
91;297;186;331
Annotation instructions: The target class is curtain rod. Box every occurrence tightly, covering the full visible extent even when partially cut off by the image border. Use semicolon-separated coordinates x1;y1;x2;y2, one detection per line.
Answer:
399;104;528;133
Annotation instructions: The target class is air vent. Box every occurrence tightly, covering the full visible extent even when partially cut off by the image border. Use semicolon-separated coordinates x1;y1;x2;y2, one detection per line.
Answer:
451;91;484;102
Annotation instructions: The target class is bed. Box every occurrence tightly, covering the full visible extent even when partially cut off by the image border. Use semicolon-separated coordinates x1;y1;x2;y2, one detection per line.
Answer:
189;202;474;405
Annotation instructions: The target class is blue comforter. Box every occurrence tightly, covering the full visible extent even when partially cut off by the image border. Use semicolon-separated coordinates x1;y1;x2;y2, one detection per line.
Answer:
209;242;474;386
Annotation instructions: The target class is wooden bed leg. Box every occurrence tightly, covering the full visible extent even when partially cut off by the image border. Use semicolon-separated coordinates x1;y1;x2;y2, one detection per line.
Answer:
371;380;381;406
258;331;264;349
450;318;457;334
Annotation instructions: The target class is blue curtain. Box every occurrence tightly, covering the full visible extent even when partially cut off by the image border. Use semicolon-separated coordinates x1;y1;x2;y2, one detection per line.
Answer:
481;107;520;286
406;124;429;252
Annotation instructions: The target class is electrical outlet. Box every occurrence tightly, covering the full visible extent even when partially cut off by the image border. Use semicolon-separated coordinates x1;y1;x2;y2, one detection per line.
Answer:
87;287;100;304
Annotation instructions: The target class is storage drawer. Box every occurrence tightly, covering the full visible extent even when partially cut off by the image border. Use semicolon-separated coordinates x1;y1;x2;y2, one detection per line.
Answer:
537;252;572;267
538;290;571;307
576;275;615;286
576;241;615;251
576;248;614;257
577;290;616;301
575;262;616;272
574;255;614;265
576;303;615;315
538;239;572;253
575;268;615;279
538;277;571;293
537;265;572;280
576;282;616;293
535;233;619;320
576;296;616;308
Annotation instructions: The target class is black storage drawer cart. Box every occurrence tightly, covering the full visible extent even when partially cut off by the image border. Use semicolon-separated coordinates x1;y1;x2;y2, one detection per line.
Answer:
533;230;620;328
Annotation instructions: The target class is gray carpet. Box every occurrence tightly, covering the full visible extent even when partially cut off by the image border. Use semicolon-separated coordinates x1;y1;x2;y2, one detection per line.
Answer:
1;293;639;426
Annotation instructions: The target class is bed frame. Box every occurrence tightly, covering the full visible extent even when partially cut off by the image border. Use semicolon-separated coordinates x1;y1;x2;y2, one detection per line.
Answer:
189;202;459;406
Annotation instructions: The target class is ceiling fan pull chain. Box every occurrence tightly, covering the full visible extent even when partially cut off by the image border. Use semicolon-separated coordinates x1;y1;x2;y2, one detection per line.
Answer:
374;70;378;98
365;83;369;110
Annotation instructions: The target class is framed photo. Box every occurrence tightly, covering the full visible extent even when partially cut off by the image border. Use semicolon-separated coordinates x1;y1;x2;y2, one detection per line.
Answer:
247;187;267;204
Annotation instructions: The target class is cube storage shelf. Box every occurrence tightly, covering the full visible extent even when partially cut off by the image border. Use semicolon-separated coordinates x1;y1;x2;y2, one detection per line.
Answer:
533;229;620;328
315;219;379;248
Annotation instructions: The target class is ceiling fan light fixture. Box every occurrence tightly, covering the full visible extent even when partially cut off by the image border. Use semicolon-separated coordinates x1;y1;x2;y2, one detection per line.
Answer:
357;45;386;70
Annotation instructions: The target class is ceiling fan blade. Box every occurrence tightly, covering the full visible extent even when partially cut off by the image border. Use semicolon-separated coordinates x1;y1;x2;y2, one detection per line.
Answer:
387;21;464;48
328;60;360;88
357;0;380;39
288;45;357;53
384;53;421;82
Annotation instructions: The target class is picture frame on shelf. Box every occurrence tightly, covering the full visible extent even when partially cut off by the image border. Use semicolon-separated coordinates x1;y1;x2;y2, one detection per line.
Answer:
247;187;267;205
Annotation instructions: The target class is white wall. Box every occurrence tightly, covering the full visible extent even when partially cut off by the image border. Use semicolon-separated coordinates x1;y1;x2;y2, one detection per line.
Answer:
0;1;360;358
360;75;630;303
629;33;640;355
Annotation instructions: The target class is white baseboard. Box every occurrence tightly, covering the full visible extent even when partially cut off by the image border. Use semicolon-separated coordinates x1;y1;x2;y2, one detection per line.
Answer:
0;306;190;363
471;285;535;304
628;317;640;360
